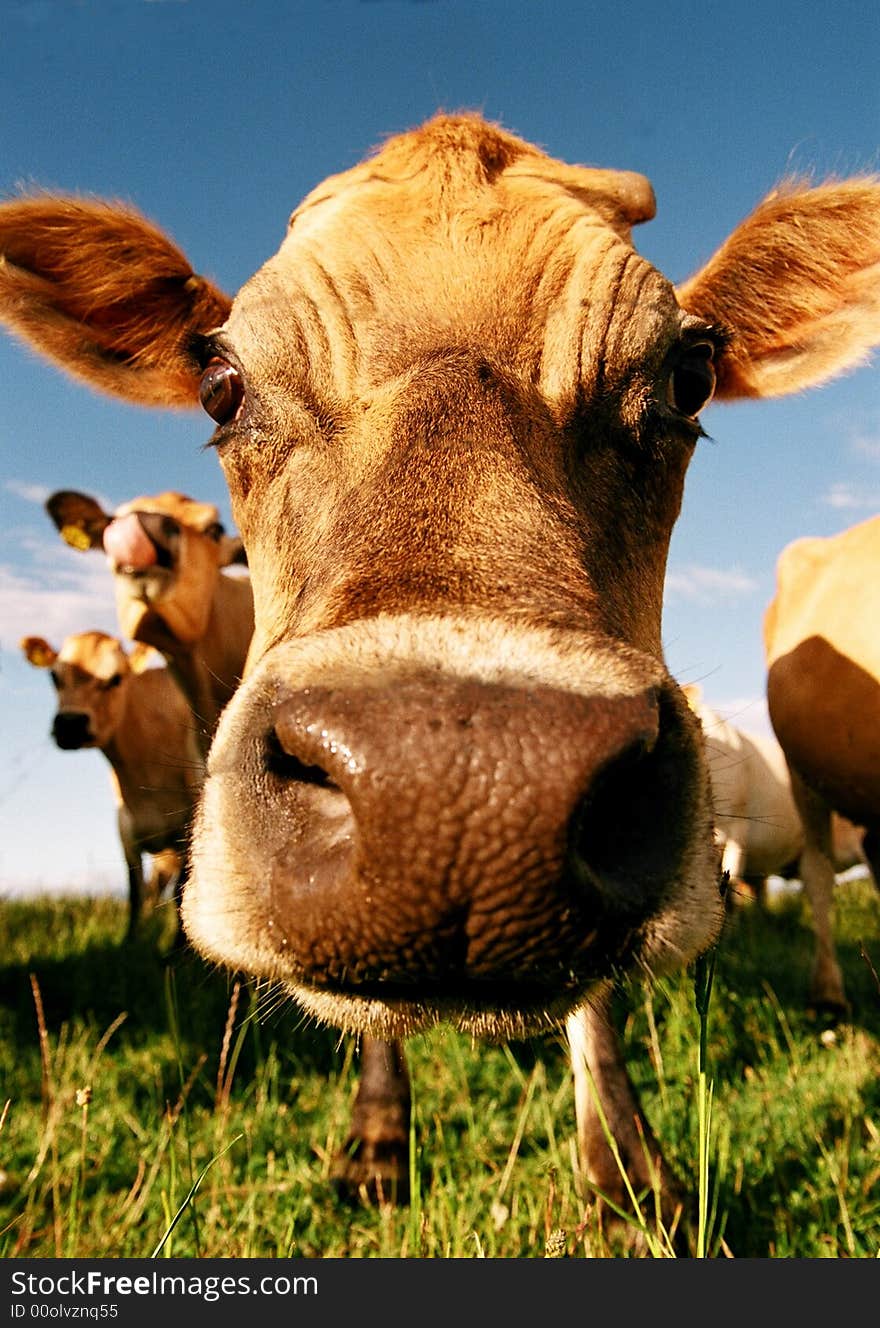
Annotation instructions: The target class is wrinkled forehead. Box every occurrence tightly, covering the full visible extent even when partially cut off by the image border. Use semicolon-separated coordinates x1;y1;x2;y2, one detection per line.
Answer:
226;118;678;399
58;632;127;679
115;491;221;533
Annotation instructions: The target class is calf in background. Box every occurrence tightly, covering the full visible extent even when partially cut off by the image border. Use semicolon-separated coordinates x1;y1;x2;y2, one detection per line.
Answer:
21;631;204;941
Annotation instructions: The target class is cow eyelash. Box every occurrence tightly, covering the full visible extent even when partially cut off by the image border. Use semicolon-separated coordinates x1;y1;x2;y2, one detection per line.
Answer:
184;331;226;372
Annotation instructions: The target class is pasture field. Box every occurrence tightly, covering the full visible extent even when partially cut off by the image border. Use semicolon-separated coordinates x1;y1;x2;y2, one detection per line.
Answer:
1;880;878;1259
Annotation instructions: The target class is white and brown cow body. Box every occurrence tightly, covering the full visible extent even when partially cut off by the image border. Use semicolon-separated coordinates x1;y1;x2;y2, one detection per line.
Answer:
765;518;880;1013
684;683;867;929
45;488;254;758
2;114;879;1237
21;631;204;938
683;683;806;892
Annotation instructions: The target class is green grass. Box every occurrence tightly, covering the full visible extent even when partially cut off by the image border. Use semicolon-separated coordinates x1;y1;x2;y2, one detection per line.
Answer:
1;880;878;1258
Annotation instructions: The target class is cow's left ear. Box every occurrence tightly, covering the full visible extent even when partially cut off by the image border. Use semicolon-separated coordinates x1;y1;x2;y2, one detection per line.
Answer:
21;636;57;668
677;176;880;399
46;490;111;551
219;534;248;568
0;194;232;407
129;643;163;674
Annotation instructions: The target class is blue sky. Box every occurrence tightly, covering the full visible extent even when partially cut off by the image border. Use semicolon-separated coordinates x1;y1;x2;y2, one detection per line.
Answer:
1;0;878;897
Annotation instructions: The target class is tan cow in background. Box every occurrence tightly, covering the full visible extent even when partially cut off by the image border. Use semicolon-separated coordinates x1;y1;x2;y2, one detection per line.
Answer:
21;631;204;940
2;112;879;1240
45;489;253;758
765;517;880;1014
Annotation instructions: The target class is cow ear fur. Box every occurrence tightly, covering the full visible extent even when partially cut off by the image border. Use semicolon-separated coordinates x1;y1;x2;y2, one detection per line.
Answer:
128;643;163;674
0;194;232;407
45;490;111;551
677;176;880;399
21;636;57;668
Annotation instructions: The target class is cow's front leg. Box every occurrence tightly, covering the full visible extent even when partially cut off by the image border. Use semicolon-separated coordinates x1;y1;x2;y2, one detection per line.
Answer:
119;814;145;942
566;992;689;1249
331;1035;411;1204
789;771;848;1015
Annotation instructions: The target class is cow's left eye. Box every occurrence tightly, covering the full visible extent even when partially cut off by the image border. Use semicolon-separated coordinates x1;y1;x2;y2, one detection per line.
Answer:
199;358;244;425
103;674;123;690
666;343;716;419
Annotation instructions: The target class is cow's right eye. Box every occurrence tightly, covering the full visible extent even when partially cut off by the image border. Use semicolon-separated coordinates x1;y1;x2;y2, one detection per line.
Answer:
199;358;244;425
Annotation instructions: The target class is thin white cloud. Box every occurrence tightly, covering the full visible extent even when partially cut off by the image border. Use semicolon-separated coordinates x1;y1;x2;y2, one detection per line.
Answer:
4;478;51;504
5;476;117;515
0;554;118;655
821;482;880;510
852;433;880;461
664;564;759;603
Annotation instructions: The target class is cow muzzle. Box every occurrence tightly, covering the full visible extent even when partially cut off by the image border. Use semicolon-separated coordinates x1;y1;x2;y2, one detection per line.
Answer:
184;660;709;1033
52;710;95;750
103;511;179;575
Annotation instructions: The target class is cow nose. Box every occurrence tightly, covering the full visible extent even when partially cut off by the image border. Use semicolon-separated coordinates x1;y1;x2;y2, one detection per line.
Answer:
103;511;177;571
52;710;93;749
261;677;693;989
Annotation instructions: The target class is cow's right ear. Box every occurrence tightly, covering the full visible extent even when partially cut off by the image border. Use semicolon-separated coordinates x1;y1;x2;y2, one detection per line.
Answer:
0;195;232;407
21;636;57;668
677;175;880;399
45;490;111;551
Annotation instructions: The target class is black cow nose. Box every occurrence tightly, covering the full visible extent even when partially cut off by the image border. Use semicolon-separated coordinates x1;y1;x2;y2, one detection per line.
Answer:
52;710;93;750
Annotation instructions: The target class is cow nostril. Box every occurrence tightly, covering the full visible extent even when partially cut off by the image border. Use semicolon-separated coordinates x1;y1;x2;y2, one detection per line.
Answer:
569;696;694;911
265;730;340;791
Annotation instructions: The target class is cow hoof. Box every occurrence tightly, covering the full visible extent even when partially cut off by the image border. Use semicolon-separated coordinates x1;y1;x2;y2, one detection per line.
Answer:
588;1197;693;1258
807;994;850;1024
330;1139;411;1206
582;1172;693;1257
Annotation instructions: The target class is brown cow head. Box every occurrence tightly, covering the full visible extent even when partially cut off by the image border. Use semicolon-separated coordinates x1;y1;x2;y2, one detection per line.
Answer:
46;489;246;654
3;114;879;1042
22;630;138;750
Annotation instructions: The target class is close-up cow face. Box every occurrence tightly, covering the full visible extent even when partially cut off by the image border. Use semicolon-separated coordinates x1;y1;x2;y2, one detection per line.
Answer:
179;123;731;1038
21;630;134;751
1;114;879;1050
46;489;245;652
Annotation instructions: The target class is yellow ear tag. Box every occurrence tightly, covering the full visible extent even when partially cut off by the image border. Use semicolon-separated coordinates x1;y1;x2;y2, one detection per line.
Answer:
60;524;92;551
